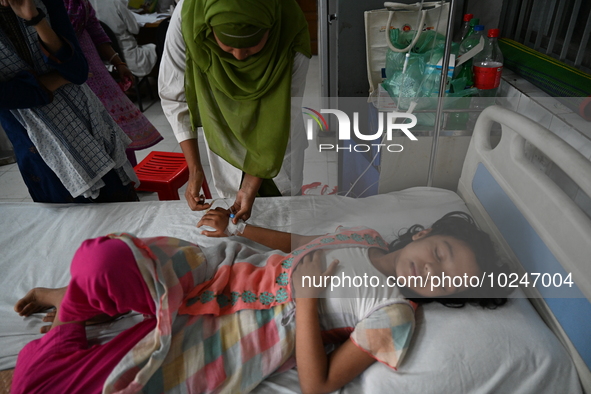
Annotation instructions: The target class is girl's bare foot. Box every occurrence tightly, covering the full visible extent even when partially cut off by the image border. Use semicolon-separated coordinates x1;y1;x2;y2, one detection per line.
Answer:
15;287;70;333
14;287;67;317
16;286;125;334
41;310;57;334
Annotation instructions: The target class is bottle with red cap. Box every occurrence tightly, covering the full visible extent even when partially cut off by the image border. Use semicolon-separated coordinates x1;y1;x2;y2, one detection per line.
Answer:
459;14;474;42
455;24;485;89
473;28;503;98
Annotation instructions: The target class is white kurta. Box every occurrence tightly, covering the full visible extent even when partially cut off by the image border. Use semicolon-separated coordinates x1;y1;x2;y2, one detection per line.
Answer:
158;0;310;198
89;0;157;77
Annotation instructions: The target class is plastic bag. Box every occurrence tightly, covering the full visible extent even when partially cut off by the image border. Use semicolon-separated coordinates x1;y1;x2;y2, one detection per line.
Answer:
381;30;447;108
381;29;478;127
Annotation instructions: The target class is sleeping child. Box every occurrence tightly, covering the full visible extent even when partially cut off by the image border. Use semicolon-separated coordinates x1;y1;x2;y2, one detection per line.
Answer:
12;210;508;393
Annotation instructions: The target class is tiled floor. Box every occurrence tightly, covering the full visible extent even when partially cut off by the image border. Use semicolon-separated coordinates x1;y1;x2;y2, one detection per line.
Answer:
0;56;336;202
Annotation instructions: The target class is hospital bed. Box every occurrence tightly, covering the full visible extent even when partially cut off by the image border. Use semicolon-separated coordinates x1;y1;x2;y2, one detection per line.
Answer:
0;106;589;393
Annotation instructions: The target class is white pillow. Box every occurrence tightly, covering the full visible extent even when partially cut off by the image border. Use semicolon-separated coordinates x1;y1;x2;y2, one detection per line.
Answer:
255;294;582;394
347;293;582;393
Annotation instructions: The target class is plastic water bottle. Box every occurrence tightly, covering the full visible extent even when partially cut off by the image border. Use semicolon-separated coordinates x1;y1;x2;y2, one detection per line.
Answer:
473;28;503;99
455;25;484;89
459;14;474;42
459;24;484;56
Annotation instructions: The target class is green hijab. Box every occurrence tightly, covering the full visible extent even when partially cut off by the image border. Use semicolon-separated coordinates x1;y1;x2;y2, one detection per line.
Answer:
181;0;311;179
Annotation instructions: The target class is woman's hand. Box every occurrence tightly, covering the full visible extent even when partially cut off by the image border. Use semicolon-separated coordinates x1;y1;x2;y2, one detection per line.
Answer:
1;0;37;20
230;174;261;223
230;188;255;223
292;250;339;298
115;63;135;87
197;207;230;237
185;171;211;211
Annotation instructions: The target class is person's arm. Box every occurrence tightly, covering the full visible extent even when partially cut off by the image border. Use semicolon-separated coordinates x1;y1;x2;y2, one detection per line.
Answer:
4;0;62;54
83;0;111;46
0;68;73;110
158;5;191;140
4;0;88;85
230;174;261;223
32;17;63;54
0;71;53;109
0;0;83;108
180;139;210;211
117;0;140;35
196;208;321;253
293;251;376;394
37;0;89;84
84;2;135;84
240;220;320;253
37;70;71;91
96;43;135;82
159;5;209;211
0;0;88;84
295;301;377;393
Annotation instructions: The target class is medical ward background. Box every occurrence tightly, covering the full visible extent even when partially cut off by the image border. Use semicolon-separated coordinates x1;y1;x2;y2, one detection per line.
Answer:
0;0;589;220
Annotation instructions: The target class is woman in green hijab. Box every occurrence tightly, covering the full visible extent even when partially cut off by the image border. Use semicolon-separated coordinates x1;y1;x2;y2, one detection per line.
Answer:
159;0;311;222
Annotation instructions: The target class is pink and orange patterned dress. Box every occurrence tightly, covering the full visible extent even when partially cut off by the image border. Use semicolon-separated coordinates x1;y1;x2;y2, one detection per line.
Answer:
63;0;162;154
13;228;416;394
105;227;416;393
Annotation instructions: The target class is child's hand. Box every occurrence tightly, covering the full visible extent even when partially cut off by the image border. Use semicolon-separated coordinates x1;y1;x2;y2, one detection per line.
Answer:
197;207;230;237
292;250;339;298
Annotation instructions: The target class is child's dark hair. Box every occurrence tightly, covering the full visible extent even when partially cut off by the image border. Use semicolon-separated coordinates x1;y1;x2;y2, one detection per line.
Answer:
389;211;510;309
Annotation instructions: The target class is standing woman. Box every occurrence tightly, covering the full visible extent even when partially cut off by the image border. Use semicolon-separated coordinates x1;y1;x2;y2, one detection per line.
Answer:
63;0;162;166
0;0;139;203
159;0;312;220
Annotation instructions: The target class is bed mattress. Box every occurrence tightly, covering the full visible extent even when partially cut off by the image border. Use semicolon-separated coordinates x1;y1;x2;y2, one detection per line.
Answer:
0;188;582;393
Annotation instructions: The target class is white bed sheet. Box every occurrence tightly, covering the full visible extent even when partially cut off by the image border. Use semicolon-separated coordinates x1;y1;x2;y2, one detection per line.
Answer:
0;188;582;393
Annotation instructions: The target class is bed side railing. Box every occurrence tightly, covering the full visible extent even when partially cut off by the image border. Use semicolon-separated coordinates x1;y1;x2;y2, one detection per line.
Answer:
457;105;591;393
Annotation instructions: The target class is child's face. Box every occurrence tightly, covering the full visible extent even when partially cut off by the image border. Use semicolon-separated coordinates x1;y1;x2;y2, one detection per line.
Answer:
392;230;480;297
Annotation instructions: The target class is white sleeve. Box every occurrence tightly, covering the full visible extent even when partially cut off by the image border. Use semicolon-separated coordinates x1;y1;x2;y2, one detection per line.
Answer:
291;52;309;98
117;1;141;35
158;0;196;143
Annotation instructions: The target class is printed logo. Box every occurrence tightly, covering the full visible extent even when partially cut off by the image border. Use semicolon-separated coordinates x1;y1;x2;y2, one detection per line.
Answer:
303;108;418;152
302;107;328;133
